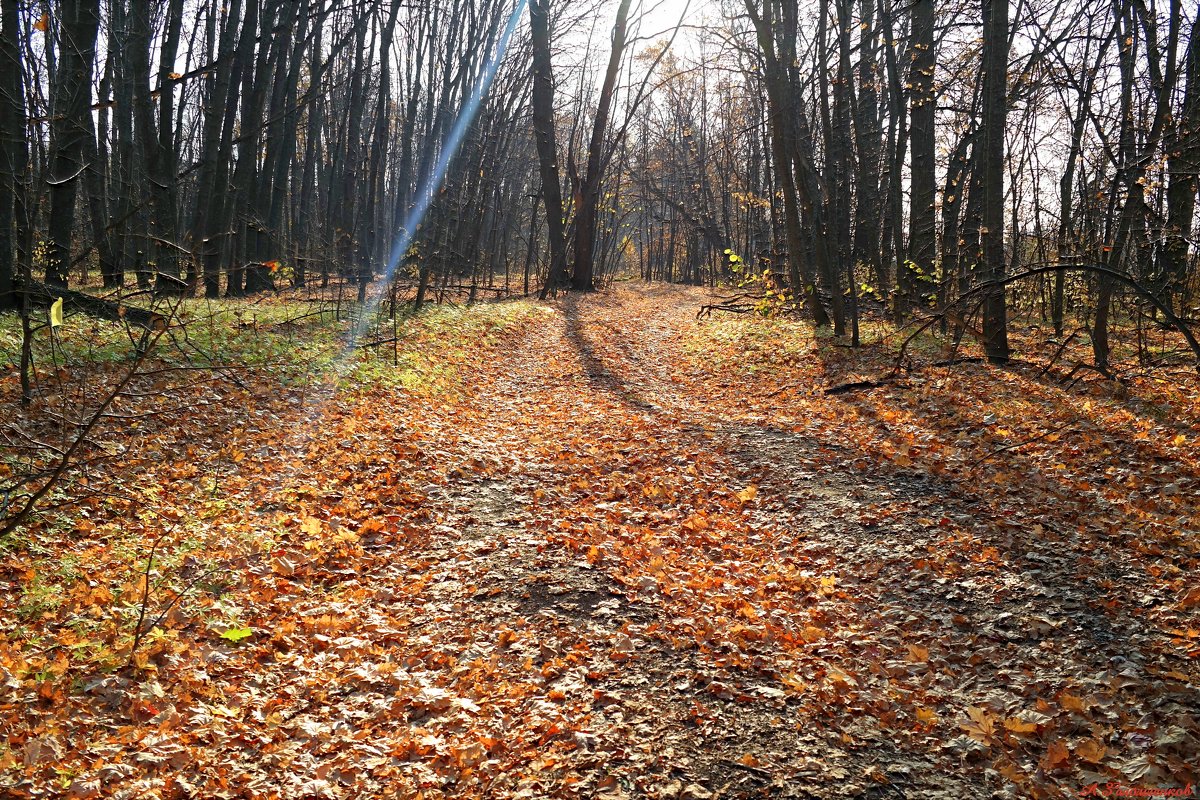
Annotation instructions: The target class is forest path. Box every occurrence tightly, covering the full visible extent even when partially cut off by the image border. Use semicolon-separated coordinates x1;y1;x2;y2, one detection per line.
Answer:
23;284;1196;800
396;283;1195;799
286;282;1188;800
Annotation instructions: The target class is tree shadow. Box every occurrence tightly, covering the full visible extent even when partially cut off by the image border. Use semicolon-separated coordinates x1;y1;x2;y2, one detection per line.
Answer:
560;289;1199;791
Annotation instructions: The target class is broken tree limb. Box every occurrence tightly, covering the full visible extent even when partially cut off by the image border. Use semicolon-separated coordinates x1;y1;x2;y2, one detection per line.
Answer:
825;379;892;394
19;280;167;331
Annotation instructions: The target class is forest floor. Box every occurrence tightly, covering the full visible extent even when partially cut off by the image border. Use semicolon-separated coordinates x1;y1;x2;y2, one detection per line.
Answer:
2;283;1199;799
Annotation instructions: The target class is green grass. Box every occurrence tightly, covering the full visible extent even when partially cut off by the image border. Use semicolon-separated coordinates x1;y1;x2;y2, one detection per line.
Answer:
343;300;538;394
1;293;539;396
0;292;540;661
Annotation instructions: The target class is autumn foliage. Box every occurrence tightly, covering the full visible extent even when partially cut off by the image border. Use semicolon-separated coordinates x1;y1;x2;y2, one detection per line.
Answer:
2;285;1198;798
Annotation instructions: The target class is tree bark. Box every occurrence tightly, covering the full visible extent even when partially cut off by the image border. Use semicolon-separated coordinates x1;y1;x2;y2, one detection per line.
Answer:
46;0;101;287
905;0;937;319
571;0;632;292
979;0;1010;362
530;0;570;298
1161;12;1200;314
0;0;25;307
745;0;832;328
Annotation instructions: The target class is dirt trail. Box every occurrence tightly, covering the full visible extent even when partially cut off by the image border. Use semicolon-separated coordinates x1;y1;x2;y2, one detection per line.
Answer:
413;284;1196;799
17;284;1195;800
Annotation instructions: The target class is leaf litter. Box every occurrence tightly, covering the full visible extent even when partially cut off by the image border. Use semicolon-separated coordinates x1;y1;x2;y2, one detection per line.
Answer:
2;284;1198;799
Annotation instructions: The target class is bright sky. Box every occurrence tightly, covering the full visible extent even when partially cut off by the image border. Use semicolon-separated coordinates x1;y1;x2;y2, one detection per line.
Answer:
636;0;716;36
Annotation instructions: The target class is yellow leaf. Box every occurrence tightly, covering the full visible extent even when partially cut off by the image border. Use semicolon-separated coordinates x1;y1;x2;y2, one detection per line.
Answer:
915;707;938;725
1004;717;1039;735
1075;739;1107;763
736;486;758;502
300;516;321;536
907;644;929;663
49;297;63;328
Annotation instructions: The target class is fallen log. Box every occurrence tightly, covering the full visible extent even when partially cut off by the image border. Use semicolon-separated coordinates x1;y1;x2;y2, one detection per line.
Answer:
825;379;891;395
19;281;167;331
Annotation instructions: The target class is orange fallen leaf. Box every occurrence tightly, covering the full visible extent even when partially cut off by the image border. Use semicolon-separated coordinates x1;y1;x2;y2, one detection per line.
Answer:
1003;717;1039;735
1060;692;1091;714
961;706;995;742
1075;739;1107;763
1179;587;1200;610
1042;739;1071;772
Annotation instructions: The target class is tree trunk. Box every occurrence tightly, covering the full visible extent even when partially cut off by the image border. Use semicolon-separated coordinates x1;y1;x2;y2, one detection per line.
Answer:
0;0;25;307
979;0;1010;362
191;0;243;297
852;0;883;294
46;0;101;287
745;0;831;328
150;0;185;284
1161;14;1200;314
905;0;937;319
530;0;570;298
571;0;632;292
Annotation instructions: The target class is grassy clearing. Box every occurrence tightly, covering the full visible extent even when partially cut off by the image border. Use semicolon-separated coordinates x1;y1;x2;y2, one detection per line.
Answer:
344;299;539;395
0;292;540;392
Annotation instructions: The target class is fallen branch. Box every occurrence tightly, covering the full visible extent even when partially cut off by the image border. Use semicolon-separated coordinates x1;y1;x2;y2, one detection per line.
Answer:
698;293;763;318
20;280;167;332
972;419;1077;468
825;379;892;395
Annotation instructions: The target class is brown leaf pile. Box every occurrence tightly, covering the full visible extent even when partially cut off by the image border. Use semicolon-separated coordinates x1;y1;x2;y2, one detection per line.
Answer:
2;284;1197;799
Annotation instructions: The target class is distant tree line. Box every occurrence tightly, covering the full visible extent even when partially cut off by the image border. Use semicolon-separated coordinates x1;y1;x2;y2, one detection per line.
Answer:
1;0;1198;370
622;0;1199;367
0;0;552;310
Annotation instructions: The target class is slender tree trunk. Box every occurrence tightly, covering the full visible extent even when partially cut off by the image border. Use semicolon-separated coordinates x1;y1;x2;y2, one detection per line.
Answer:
1161;15;1200;313
0;0;24;307
879;0;906;307
852;0;883;293
905;0;937;319
191;0;243;297
745;0;831;328
979;0;1010;362
1095;0;1177;369
46;0;101;287
296;4;327;289
571;0;632;291
530;0;569;298
150;0;184;285
360;0;402;300
1055;83;1090;334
